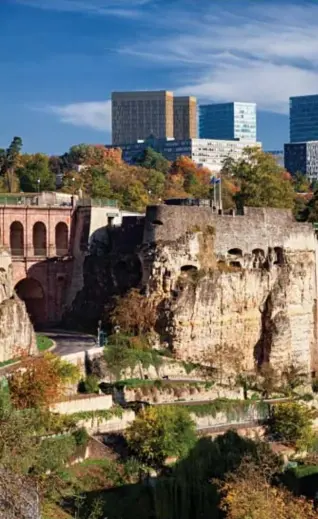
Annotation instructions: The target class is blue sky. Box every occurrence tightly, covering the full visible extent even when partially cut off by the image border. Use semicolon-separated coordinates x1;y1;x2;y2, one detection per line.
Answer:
2;0;318;155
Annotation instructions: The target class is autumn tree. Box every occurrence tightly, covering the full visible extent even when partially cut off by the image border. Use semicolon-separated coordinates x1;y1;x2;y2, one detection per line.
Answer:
126;406;196;467
8;352;80;409
219;459;317;519
110;288;157;335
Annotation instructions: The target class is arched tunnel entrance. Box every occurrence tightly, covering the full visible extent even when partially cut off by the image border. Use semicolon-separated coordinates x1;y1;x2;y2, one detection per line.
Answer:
15;278;45;327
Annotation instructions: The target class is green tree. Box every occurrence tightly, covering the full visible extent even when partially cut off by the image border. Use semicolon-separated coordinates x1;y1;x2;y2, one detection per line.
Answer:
126;405;196;467
225;147;295;211
268;402;314;449
135;147;170;174
17;153;55;192
0;136;23;192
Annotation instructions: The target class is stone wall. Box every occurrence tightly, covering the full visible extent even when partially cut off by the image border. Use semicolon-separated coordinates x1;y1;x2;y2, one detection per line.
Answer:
113;384;243;405
140;205;318;374
51;394;112;414
76;409;136;434
0;252;36;362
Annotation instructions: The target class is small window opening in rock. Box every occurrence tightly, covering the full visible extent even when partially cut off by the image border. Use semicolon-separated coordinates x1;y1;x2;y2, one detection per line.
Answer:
228;248;243;256
274;247;284;265
181;265;198;273
252;248;265;257
230;261;242;268
152;219;163;225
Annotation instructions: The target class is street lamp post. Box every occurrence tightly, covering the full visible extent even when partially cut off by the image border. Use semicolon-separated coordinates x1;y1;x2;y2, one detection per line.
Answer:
37;178;40;193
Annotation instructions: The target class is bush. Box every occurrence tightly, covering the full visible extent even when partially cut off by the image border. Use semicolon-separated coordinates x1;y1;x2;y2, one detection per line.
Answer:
267;402;314;448
72;427;89;446
126;405;196;467
78;375;100;394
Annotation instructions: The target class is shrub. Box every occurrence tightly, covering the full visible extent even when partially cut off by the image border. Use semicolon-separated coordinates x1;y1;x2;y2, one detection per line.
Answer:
267;402;314;448
126;405;196;467
72;427;89;446
78;375;100;394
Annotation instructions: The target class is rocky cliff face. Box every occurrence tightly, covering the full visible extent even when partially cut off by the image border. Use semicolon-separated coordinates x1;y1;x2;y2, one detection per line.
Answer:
140;206;318;374
0;253;36;362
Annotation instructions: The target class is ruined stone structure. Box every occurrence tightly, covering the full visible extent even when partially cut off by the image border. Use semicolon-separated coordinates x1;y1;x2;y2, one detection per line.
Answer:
141;205;318;374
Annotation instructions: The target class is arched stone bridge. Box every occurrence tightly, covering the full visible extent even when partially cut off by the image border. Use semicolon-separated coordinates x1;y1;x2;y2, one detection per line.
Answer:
0;204;73;326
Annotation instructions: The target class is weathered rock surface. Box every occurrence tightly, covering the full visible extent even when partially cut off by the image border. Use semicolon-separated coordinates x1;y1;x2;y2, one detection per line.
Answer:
67;205;318;375
140;206;318;374
0;252;36;362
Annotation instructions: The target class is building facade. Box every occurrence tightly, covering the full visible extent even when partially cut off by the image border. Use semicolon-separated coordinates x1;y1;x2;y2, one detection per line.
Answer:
199;102;257;142
290;95;318;143
109;137;261;172
111;91;174;145
284;141;318;180
173;96;197;140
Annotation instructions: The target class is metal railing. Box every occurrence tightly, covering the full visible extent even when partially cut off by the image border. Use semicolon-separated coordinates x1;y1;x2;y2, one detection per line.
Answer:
77;197;118;208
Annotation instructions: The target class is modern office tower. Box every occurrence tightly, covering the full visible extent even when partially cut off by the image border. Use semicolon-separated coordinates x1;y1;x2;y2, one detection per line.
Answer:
173;96;197;140
290;95;318;143
111;91;174;145
284;141;318;180
107;136;262;172
199;102;257;142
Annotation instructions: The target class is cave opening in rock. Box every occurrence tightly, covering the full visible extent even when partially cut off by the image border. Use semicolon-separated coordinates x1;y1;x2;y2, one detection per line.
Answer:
15;277;45;326
228;248;243;257
181;265;198;273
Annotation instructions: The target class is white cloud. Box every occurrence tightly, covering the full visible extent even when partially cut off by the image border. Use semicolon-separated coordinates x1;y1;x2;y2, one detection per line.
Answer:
45;100;112;131
14;0;153;17
118;1;318;113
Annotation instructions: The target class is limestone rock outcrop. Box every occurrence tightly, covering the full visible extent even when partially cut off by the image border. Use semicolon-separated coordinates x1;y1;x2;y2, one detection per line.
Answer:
0;251;36;362
140;205;318;374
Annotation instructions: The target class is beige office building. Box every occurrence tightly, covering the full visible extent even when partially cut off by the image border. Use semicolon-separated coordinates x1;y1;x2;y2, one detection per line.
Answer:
111;90;174;145
173;96;197;140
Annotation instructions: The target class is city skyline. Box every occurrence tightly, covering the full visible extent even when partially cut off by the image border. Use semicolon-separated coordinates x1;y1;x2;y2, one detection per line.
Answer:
3;0;318;153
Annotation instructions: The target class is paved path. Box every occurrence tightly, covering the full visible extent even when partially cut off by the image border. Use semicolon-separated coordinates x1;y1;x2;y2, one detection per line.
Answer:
43;330;97;356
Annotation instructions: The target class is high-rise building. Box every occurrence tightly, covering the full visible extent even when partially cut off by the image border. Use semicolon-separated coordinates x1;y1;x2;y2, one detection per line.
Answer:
111;91;174;145
290;95;318;143
106;136;262;172
284;141;318;180
199;102;257;142
173;96;197;140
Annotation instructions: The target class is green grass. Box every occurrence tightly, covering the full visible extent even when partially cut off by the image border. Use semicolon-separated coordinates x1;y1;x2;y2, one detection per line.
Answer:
36;334;53;352
0;357;19;368
293;464;318;478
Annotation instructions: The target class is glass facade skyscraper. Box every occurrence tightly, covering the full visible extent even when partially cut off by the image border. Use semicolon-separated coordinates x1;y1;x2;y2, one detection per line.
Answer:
290;95;318;143
199;102;256;142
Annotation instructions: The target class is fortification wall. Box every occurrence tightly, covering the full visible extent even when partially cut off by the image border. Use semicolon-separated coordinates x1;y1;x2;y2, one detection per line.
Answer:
143;205;315;253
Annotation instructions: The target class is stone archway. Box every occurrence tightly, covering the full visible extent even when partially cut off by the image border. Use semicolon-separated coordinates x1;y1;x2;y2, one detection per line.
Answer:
10;221;24;257
55;222;68;256
33;222;47;257
15;277;45;326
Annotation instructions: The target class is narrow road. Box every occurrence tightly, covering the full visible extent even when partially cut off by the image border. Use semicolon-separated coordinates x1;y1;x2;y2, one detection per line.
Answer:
43;330;97;356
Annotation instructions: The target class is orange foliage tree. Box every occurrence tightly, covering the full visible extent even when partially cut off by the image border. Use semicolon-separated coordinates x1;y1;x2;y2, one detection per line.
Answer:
8;352;80;410
219;459;317;519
